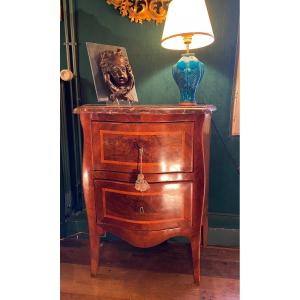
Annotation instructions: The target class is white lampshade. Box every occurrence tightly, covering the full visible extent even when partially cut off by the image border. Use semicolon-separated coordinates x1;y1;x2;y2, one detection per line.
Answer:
161;0;215;50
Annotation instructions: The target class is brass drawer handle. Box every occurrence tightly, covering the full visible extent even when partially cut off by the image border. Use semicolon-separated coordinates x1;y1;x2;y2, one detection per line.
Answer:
134;147;150;192
139;206;145;214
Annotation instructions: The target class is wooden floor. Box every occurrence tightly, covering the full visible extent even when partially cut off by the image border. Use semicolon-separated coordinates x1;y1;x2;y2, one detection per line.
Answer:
61;239;239;300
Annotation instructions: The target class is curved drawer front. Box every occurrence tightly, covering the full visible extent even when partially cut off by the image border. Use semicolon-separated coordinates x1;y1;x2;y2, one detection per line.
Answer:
94;180;192;231
91;122;194;173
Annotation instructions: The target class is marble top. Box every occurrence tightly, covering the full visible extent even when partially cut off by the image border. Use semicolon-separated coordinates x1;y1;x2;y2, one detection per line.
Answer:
74;104;216;114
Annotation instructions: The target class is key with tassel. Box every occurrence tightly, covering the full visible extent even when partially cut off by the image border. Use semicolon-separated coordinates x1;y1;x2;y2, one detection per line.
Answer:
134;147;150;192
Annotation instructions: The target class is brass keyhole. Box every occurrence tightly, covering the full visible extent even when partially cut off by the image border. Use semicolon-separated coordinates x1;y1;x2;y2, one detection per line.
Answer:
139;206;144;214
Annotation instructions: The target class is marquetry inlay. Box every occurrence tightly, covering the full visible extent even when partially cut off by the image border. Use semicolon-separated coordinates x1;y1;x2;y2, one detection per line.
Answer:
99;130;185;166
102;186;186;221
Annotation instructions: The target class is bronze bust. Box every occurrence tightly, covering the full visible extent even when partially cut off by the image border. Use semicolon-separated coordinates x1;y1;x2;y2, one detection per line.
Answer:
99;49;135;102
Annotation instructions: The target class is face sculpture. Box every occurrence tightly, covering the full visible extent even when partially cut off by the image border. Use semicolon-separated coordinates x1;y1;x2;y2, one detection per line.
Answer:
99;49;135;102
110;57;128;86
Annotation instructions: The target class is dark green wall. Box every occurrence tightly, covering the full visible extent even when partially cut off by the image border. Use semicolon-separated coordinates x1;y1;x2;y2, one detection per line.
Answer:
72;0;239;225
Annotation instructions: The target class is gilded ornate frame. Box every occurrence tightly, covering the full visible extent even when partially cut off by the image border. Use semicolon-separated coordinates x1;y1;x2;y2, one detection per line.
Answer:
231;35;240;136
106;0;172;24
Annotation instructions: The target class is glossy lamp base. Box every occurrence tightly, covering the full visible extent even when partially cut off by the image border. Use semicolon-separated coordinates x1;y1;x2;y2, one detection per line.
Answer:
179;101;199;106
172;53;204;105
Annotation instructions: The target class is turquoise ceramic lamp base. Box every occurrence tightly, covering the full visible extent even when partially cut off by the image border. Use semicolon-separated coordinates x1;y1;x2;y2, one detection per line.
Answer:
172;53;204;105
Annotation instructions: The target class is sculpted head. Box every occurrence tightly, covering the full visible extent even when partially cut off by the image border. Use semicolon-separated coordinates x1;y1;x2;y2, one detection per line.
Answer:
100;49;134;89
109;54;129;86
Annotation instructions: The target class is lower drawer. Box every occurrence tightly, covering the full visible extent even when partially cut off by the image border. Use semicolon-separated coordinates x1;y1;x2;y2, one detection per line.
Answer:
94;180;192;231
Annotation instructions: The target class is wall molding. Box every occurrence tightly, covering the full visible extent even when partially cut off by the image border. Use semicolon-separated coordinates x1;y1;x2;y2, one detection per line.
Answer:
208;212;239;229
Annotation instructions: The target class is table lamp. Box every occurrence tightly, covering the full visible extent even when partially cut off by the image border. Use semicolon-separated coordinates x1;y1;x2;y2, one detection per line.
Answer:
161;0;215;105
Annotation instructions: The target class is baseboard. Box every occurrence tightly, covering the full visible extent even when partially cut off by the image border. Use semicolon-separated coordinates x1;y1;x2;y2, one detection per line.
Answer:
207;227;239;247
207;213;239;247
208;212;239;229
61;211;240;247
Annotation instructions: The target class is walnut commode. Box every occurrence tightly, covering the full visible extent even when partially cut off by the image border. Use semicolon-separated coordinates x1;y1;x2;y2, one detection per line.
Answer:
74;104;215;283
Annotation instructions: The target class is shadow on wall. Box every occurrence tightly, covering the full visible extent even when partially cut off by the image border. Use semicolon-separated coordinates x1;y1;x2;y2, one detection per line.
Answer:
76;7;235;104
79;77;96;101
76;9;188;103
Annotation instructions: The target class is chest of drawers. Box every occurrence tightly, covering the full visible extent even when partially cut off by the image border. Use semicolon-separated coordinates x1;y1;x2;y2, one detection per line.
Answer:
74;104;215;283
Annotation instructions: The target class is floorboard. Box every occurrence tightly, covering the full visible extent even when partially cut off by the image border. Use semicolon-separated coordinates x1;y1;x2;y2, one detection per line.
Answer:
61;239;239;300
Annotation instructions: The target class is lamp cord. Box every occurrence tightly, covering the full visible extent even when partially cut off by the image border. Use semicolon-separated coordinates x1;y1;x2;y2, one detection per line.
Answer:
210;118;240;175
60;231;88;240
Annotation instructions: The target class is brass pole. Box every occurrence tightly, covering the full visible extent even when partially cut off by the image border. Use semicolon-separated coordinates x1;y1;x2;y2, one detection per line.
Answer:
183;34;193;54
60;80;73;217
69;0;83;168
62;0;82;210
62;0;71;70
69;0;81;104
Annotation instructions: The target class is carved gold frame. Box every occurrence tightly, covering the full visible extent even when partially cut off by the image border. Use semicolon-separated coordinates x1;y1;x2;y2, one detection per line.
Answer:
106;0;172;24
231;35;240;136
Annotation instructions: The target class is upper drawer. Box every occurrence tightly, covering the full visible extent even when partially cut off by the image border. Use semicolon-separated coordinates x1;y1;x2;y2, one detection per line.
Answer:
91;122;194;173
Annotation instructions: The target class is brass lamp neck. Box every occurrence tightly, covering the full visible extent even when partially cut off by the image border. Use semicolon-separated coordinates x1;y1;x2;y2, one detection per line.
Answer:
183;34;193;54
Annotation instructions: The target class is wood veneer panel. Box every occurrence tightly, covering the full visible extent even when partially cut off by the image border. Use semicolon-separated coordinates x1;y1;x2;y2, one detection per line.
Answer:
91;122;194;173
94;180;192;231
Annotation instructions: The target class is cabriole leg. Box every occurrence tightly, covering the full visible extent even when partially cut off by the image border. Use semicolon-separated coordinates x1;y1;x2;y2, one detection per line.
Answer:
191;233;201;284
90;233;100;276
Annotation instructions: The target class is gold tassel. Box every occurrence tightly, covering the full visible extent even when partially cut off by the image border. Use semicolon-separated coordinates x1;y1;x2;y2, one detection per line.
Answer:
135;147;150;192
